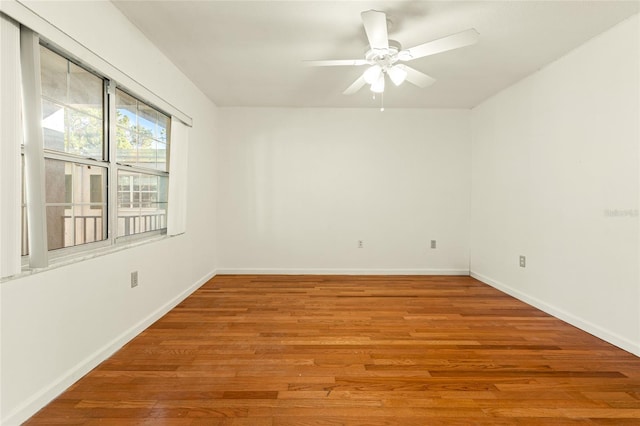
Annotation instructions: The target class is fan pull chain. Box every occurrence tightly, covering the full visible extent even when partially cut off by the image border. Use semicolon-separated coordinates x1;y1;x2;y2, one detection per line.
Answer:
371;93;384;111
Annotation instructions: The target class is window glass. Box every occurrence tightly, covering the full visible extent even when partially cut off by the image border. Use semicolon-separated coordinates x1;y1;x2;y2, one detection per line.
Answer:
40;46;104;159
44;158;107;250
117;171;168;237
115;89;170;171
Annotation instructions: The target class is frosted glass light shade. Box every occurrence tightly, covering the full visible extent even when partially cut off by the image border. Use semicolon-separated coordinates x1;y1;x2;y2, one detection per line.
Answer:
370;74;385;93
363;65;382;84
388;65;408;86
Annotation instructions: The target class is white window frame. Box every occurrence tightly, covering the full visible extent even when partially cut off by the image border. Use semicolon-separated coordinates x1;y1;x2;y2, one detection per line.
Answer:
0;10;191;280
16;26;179;270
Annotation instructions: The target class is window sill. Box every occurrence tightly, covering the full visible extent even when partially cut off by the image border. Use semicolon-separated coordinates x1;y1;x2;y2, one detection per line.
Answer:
1;233;175;283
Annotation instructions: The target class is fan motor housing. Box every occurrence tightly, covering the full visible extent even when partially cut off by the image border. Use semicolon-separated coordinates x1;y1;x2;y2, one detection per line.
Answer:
365;39;402;65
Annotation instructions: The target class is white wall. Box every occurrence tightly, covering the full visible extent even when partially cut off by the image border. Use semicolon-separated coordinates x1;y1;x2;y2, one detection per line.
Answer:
470;15;640;355
0;1;218;424
217;108;470;274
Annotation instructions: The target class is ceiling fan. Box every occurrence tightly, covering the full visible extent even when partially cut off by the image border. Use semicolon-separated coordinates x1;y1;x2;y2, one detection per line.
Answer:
305;10;479;95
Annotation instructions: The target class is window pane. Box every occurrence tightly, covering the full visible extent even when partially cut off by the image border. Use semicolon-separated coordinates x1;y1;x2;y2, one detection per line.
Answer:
117;171;167;237
45;159;107;250
40;46;104;160
115;89;170;172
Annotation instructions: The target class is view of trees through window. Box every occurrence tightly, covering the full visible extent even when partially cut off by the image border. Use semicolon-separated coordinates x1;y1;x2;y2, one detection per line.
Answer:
116;88;169;170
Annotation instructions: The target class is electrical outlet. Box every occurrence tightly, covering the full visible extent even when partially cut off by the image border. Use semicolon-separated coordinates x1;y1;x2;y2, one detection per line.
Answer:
131;271;139;288
430;240;437;249
519;256;526;268
358;240;364;249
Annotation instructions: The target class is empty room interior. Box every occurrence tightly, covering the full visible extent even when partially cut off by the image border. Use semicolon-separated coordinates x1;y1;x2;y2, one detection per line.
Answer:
1;0;640;424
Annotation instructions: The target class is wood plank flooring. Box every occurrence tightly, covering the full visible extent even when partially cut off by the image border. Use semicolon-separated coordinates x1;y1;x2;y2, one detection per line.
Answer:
25;275;640;425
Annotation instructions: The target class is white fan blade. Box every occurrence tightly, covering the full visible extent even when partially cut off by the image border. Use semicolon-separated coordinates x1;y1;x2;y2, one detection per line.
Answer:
343;74;367;95
402;65;436;88
361;10;389;51
402;28;479;61
303;59;369;67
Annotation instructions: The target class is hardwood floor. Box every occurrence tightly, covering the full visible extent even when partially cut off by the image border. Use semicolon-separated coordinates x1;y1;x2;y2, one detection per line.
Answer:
25;275;640;425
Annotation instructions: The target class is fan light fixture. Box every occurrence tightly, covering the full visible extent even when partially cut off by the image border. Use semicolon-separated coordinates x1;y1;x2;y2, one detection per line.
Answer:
363;65;382;84
364;65;406;93
387;65;408;86
370;74;385;93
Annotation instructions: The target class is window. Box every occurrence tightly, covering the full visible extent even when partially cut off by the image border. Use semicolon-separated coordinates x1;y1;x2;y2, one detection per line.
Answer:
44;159;107;249
40;46;108;250
116;172;168;236
40;46;104;159
115;88;170;238
1;18;188;277
115;89;169;171
21;42;171;261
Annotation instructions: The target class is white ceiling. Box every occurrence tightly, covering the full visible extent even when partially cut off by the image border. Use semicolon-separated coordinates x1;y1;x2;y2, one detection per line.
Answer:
113;0;639;109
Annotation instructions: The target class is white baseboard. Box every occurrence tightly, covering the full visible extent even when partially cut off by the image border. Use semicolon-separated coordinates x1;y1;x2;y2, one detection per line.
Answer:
216;268;470;276
2;269;217;426
471;271;640;357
